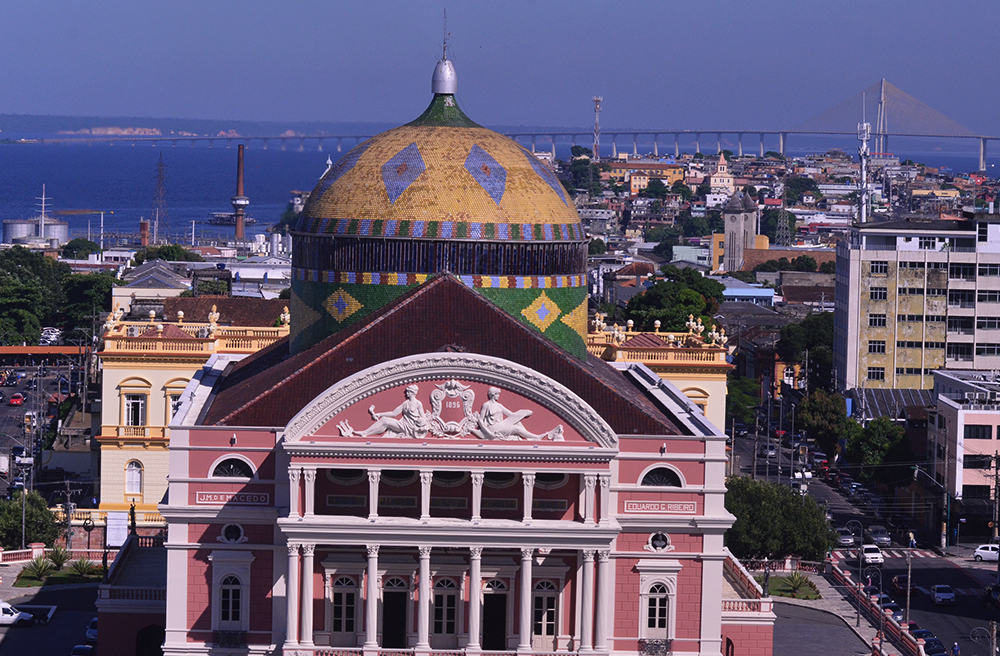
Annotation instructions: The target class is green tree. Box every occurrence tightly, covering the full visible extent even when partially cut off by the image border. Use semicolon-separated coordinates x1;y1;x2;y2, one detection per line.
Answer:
744;185;757;197
797;390;848;457
0;246;70;329
725;477;835;560
134;244;205;265
588;239;608;256
625;265;725;331
777;312;834;392
641;178;668;200
671;180;694;201
764;151;784;160
792;255;817;272
760;209;795;243
696;183;711;198
276;204;298;230
785;177;819;203
61;272;115;332
278;287;292;300
847;417;910;485
818;261;836;274
678;210;710;238
570;145;593;158
727;375;760;426
0;491;60;549
61;238;101;260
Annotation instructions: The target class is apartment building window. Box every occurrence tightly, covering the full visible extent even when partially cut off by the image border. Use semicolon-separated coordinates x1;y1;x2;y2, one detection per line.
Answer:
978;317;1000;330
869;314;887;327
980;222;990;243
926;315;947;323
964;454;993;468
124;394;146;427
868;340;886;354
981;264;1000;276
976;343;1000;356
896;367;924;376
897;314;924;322
948;344;974;361
950;290;976;307
949;317;974;333
965;425;993;440
899;261;925;269
929;262;947;269
949;263;976;280
980;291;1000;303
919;237;937;249
899;287;924;295
964;485;992;499
869;287;888;301
870;261;888;275
926;288;946;296
925;341;945;349
896;341;923;349
866;367;885;381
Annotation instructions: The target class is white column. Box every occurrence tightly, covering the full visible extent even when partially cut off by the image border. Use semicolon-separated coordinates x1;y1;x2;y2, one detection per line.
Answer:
417;546;432;649
594;550;610;653
580;550;595;653
522;473;536;523
598;474;611;526
467;546;483;651
303;468;317;517
288;468;301;517
365;545;380;649
583;474;597;525
285;542;300;647
368;470;381;520
518;548;533;652
300;543;315;646
471;471;484;522
420;471;433;521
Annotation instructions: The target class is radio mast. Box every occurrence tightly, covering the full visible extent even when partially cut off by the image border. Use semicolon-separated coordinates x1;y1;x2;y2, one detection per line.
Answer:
592;96;603;162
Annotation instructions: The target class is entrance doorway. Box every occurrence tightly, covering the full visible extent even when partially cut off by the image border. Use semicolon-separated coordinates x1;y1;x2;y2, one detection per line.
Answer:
482;580;508;651
382;577;409;648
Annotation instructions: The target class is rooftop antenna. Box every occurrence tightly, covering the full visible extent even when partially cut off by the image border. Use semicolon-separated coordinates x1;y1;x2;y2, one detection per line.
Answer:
36;184;51;239
442;9;449;60
592;96;603;162
858;92;871;224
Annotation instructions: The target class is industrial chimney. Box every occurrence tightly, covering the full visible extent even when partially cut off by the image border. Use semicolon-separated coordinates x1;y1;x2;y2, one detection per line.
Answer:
231;144;250;242
139;219;150;247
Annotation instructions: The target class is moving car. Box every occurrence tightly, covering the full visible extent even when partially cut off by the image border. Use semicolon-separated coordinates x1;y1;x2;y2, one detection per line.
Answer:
862;544;884;566
974;544;1000;562
922;638;947;656
910;629;935;641
836;527;855;547
0;601;33;626
85;616;98;644
930;584;955;605
866;525;892;547
880;601;904;623
892;575;918;596
758;443;777;459
8;393;23;406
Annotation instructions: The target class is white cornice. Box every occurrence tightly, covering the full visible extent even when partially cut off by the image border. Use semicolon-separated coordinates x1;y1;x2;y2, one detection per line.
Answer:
281;353;619;449
285;442;617;464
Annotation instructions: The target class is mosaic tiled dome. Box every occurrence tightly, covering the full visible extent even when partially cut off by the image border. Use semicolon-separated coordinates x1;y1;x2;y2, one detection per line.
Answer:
290;58;588;358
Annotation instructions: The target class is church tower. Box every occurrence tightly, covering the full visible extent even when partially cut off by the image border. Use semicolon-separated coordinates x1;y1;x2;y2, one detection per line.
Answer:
722;191;758;273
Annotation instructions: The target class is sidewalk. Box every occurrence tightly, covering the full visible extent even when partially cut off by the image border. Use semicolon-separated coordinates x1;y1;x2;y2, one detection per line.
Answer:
770;570;902;656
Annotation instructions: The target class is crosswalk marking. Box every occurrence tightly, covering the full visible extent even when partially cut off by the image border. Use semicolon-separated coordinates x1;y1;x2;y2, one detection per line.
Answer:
832;549;937;560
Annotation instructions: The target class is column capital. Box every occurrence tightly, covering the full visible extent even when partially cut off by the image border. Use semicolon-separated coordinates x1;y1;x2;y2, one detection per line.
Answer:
469;546;484;559
366;544;380;557
598;473;611;488
419;546;433;559
289;468;302;483
368;469;381;484
583;549;596;562
522;473;536;487
420;471;434;485
521;547;533;561
584;473;597;489
301;543;315;557
471;472;485;486
597;549;610;562
287;542;301;556
303;468;316;483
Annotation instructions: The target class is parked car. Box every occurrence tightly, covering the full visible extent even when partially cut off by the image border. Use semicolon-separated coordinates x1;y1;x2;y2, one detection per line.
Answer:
732;423;748;438
866;525;892;547
870;592;892;606
922;638;947;656
8;394;23;406
880;601;904;623
85;616;97;644
910;628;934;641
974;544;1000;562
836;527;855;547
892;575;918;597
0;601;32;626
758;443;777;459
69;647;95;656
862;545;884;566
931;584;955;605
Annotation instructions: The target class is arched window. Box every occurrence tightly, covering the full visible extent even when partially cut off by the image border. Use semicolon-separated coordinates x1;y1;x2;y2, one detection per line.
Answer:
220;575;242;626
433;579;458;635
384;577;409;589
646;584;670;639
125;461;143;496
331;576;356;634
641;468;682;487
484;579;507;591
213;458;253;478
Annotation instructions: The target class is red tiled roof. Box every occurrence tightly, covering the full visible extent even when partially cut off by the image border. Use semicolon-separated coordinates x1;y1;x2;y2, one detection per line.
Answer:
614;262;656;278
203;276;681;436
137;324;194;339
163;297;287;327
621;333;671;348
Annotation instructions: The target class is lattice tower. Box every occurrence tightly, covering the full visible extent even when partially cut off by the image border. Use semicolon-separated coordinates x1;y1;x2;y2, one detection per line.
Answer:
592;96;603;161
153;153;170;243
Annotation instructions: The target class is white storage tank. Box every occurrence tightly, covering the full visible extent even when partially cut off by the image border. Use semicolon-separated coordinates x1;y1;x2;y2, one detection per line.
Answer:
42;220;69;245
3;220;37;243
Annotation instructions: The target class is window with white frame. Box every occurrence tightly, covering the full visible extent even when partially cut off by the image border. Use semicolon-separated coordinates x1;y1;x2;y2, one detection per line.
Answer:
646;584;669;638
433;579;458;635
220;575;242;627
636;559;681;642
124;394;146;426
208;551;255;634
331;576;356;634
125;461;143;496
533;580;557;637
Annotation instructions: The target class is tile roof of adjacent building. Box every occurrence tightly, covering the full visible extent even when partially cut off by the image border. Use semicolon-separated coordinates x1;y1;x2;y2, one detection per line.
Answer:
136;324;195;340
780;286;836;304
200;275;681;435
163;297;288;327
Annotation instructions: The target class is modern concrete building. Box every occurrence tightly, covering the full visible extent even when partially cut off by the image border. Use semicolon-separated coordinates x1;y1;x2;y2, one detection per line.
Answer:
833;214;1000;391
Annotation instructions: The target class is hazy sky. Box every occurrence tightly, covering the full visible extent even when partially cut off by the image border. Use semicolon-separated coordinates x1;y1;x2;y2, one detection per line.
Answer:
4;1;1000;134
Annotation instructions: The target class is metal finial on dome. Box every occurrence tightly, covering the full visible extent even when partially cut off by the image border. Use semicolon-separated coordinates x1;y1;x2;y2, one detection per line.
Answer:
432;9;457;95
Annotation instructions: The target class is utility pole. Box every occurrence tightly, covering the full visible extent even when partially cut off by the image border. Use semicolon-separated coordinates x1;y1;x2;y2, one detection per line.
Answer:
153;153;169;243
592;96;603;162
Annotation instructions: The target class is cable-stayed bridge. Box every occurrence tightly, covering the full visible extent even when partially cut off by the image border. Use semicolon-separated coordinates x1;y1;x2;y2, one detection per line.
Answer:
33;80;997;170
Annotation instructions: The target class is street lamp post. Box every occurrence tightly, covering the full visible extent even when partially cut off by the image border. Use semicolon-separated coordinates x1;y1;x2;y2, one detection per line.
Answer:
847;519;864;627
865;566;884;651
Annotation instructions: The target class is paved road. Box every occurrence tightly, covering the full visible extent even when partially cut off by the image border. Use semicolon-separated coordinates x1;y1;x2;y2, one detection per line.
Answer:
0;584;97;655
773;602;870;656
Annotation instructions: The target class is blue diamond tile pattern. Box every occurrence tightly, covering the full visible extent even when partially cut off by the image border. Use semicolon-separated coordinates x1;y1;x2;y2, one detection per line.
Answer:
382;143;426;204
318;141;371;195
524;150;567;204
464;144;507;205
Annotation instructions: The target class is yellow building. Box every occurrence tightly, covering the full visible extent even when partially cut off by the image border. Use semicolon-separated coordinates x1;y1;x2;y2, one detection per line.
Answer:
97;298;290;515
586;314;732;430
710;233;771;272
609;160;685;186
